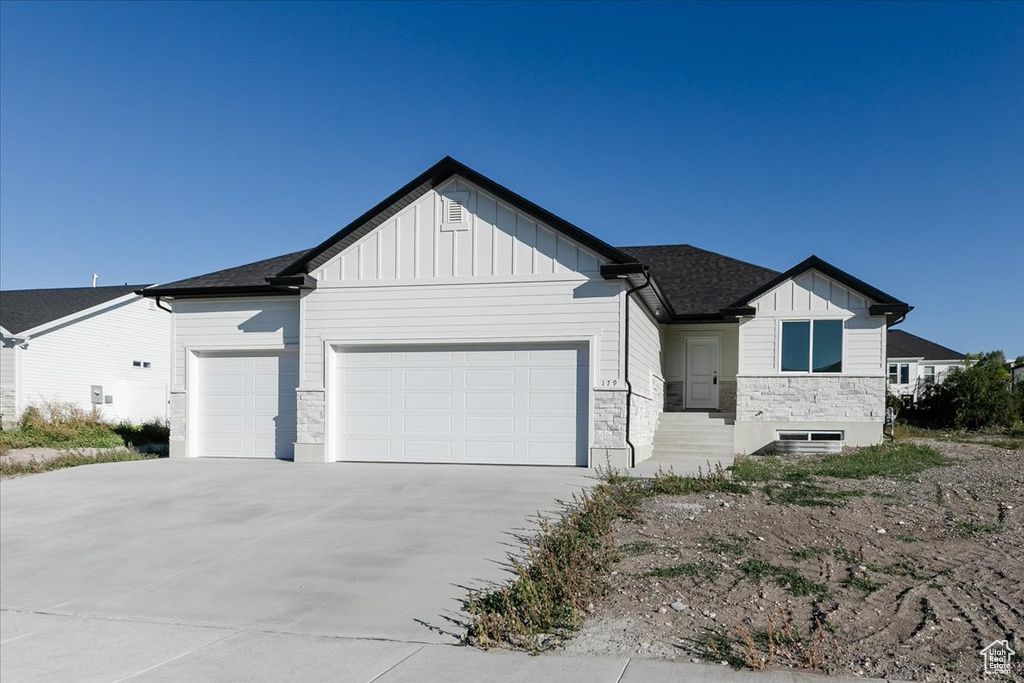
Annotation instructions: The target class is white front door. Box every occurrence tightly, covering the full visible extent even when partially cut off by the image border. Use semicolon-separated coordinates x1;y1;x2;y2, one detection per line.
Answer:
336;343;588;466
685;338;719;410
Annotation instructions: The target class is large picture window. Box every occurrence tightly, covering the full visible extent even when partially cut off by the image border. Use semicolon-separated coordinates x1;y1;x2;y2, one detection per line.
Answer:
781;320;844;373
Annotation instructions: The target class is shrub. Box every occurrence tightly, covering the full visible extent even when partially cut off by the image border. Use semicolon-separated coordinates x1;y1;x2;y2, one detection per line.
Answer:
111;419;170;447
914;358;1018;430
1;401;123;450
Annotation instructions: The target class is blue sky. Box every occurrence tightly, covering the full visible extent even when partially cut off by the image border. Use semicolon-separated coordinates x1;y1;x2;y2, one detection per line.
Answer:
1;1;1021;355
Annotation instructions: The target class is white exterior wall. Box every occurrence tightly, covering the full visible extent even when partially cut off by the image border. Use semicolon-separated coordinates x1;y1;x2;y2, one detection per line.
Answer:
10;297;172;424
169;297;299;456
735;269;888;453
627;296;662;400
627;295;664;463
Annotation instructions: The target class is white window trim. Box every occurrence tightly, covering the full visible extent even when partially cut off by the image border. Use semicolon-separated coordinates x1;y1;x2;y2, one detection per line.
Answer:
777;317;846;376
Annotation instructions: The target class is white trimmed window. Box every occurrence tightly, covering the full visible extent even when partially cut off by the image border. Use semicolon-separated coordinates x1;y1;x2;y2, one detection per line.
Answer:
780;319;843;373
924;366;936;384
888;363;910;384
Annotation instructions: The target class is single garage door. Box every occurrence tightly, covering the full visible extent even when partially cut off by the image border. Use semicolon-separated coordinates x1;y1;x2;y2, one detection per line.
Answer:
198;351;298;458
337;343;588;466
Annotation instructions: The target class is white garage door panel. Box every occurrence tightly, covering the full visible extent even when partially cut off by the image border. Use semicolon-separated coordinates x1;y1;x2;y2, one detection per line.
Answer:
199;352;298;459
337;344;587;466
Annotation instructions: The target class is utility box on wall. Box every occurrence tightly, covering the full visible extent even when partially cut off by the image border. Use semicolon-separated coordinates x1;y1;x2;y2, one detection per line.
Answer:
91;385;103;405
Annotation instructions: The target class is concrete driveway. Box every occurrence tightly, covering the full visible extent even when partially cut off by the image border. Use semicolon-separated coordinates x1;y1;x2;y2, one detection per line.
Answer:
0;458;595;682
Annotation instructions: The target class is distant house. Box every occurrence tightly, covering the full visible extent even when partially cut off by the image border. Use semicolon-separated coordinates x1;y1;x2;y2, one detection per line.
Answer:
1009;359;1024;387
0;285;172;429
886;330;965;403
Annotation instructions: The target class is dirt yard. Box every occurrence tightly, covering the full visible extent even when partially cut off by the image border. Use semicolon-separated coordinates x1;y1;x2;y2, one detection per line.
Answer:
562;440;1022;682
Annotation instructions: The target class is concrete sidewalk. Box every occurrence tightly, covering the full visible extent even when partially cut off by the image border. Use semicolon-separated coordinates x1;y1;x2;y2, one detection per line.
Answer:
0;610;901;683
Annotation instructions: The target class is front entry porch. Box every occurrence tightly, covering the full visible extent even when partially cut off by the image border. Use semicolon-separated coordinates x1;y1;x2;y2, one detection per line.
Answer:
663;323;739;414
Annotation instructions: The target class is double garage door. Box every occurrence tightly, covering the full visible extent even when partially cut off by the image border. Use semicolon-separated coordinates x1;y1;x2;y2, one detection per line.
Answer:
337;343;588;466
196;343;588;465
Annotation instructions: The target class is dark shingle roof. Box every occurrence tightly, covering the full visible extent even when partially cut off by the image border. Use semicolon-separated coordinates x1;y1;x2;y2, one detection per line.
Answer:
151;250;310;292
887;330;965;361
618;244;779;317
0;285;148;336
146;244;781;317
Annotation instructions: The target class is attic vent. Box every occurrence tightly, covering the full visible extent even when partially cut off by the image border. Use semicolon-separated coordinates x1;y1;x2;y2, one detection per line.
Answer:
440;191;470;231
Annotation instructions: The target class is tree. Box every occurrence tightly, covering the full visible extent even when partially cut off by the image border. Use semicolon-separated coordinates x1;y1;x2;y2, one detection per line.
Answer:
917;358;1016;430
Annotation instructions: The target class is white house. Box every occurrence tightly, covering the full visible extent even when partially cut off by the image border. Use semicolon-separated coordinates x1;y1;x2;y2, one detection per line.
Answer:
886;330;965;403
142;157;912;466
0;285;172;429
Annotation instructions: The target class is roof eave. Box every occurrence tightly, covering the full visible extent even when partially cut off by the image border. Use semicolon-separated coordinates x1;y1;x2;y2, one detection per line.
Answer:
139;285;300;299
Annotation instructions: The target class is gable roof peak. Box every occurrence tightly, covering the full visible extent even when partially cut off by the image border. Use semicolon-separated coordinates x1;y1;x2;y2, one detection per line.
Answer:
277;157;639;277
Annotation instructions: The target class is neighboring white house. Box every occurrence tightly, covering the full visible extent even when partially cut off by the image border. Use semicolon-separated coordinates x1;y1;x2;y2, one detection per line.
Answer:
886;330;966;403
0;285;172;429
142;157;913;465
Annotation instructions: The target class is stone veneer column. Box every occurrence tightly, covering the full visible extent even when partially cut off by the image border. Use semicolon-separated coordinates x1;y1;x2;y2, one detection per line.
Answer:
0;387;18;430
592;389;628;467
168;390;188;457
294;388;328;462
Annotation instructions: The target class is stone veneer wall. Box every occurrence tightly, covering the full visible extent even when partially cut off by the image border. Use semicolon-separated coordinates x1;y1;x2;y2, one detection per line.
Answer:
0;387;17;430
665;381;684;411
296;389;326;444
663;380;735;413
736;376;885;422
718;381;737;414
629;377;665;463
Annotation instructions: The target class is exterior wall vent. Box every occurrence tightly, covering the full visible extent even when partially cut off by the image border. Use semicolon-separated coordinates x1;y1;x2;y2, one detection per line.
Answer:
440;191;470;231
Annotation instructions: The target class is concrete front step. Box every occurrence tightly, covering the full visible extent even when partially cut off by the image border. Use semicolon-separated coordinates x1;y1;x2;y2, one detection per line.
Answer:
654;428;735;437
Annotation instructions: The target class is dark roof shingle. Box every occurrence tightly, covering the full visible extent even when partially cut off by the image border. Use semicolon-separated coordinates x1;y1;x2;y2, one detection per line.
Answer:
0;285;148;335
618;244;779;317
150;250;310;292
887;330;965;361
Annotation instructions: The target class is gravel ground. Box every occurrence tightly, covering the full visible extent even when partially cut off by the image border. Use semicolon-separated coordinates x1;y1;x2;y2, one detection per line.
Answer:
560;440;1022;682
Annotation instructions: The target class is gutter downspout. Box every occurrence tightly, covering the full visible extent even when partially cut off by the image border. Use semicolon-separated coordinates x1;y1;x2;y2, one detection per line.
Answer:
623;266;653;468
154;297;173;314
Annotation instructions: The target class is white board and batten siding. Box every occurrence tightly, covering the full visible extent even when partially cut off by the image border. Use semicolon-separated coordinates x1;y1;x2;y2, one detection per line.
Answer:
172;297;300;459
312;178;604;283
738;270;885;376
14;297;172;423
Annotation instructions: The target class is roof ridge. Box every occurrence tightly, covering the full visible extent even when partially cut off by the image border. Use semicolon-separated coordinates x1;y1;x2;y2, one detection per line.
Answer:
618;243;780;275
